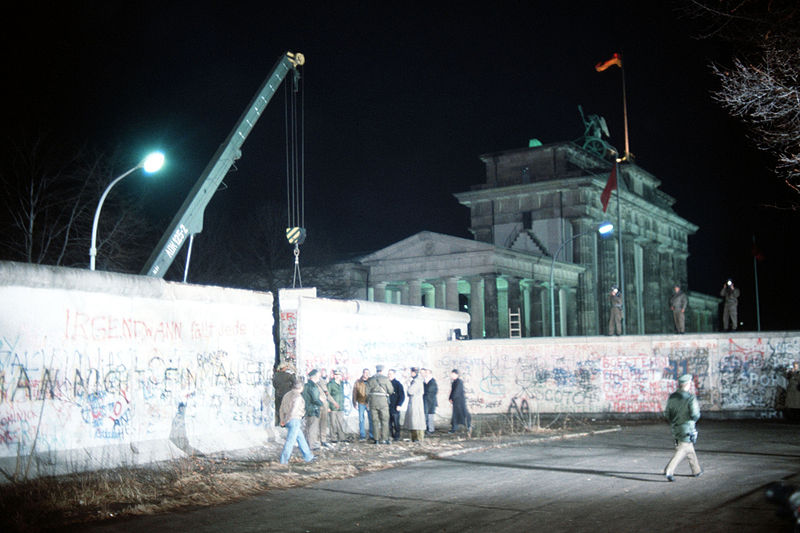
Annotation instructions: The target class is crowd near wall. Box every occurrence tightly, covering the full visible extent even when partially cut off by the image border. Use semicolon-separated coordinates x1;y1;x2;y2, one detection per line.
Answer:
0;262;275;479
289;294;469;431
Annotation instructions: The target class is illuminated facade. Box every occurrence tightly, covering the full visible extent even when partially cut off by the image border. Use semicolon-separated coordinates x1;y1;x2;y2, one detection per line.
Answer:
321;141;717;337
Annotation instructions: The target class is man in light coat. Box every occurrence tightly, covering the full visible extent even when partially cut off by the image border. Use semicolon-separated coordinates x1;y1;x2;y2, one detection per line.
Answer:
404;367;426;442
279;379;315;465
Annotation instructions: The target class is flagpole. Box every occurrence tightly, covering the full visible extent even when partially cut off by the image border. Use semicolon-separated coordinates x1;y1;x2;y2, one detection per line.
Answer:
621;53;630;160
753;234;761;331
615;160;625;335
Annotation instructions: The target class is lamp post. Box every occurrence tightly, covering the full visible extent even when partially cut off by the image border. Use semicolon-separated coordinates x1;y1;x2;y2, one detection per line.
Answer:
549;222;613;336
89;152;164;270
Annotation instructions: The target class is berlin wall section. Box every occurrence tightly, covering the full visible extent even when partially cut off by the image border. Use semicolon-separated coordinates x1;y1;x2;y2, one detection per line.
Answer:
0;261;275;479
426;334;800;419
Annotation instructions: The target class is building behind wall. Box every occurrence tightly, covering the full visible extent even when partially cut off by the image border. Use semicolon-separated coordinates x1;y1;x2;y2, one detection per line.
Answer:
311;139;717;337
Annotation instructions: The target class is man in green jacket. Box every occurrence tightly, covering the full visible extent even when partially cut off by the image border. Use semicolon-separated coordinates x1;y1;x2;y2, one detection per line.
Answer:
327;370;348;442
664;374;703;481
302;369;324;450
366;364;395;444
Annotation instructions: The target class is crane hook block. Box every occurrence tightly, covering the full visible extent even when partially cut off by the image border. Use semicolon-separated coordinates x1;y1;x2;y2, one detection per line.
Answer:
286;227;306;245
287;52;305;67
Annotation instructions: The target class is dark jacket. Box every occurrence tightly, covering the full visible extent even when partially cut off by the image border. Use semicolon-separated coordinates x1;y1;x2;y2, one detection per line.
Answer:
389;378;405;412
449;377;469;427
670;290;688;311
665;389;700;442
302;381;323;418
423;378;438;414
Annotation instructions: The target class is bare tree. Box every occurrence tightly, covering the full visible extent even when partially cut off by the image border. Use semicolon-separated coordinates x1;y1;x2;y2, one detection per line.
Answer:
682;0;800;201
0;134;156;271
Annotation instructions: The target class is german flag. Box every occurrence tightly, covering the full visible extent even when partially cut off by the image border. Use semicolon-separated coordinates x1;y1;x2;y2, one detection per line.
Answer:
595;53;622;72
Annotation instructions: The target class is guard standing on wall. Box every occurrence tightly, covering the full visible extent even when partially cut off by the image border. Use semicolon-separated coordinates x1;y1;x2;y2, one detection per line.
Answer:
608;285;623;336
670;284;688;334
720;279;740;331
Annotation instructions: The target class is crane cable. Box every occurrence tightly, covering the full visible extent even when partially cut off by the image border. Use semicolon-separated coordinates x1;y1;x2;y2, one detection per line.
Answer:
285;65;305;287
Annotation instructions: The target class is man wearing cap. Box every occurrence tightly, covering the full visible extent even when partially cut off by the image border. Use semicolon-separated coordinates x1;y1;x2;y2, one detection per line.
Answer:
302;369;325;450
387;369;405;441
366;364;395;444
327;370;348;442
670;284;688;334
608;285;623;336
664;374;703;481
720;279;740;331
404;367;426;442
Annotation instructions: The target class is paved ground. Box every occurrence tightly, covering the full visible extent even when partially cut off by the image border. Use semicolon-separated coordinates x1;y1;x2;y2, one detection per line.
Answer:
74;420;800;532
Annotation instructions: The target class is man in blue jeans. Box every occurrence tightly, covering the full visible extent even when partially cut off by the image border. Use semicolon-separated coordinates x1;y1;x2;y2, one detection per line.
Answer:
279;379;315;465
352;368;373;440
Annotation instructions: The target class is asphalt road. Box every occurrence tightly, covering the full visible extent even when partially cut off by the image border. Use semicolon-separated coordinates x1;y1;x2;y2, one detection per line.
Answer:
76;420;800;532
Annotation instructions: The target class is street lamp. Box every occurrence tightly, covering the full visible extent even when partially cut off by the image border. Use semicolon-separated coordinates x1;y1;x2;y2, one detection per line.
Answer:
549;222;614;336
89;152;165;271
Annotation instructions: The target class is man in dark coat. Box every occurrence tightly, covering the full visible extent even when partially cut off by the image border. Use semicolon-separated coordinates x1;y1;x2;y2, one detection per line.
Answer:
387;369;405;441
448;369;471;433
422;368;438;434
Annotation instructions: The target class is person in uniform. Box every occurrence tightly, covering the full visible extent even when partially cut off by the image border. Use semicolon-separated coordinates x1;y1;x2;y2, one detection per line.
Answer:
664;374;703;481
327;370;348;442
670;284;688;334
366;364;394;444
387;369;405;441
608;285;623;336
720;279;740;331
404;367;426;442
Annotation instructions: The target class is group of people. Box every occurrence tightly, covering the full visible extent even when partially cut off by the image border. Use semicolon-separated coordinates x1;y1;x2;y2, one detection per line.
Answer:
607;278;740;335
279;365;471;464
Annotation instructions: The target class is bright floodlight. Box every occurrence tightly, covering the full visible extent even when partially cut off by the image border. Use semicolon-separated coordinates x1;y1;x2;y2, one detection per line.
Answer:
142;151;165;173
598;223;614;235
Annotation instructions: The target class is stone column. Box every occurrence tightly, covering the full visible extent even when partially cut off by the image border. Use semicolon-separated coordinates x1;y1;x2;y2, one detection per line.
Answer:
406;279;422;307
483;273;499;338
468;277;484;339
435;279;446;309
445;277;460;312
372;282;386;303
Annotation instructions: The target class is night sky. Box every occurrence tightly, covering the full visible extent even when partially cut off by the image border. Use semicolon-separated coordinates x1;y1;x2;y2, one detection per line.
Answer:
5;2;799;330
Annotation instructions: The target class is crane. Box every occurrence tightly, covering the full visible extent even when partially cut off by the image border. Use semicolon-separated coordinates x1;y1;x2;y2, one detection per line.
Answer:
141;51;304;279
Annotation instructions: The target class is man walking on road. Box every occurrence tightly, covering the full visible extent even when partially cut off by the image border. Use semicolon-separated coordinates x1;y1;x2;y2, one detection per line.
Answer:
278;379;315;465
664;374;703;481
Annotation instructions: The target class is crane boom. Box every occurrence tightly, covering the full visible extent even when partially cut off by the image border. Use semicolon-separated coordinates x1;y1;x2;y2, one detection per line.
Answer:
141;51;304;278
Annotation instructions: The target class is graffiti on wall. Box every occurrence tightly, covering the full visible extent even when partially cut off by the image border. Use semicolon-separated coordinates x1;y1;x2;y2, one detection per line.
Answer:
0;287;274;459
